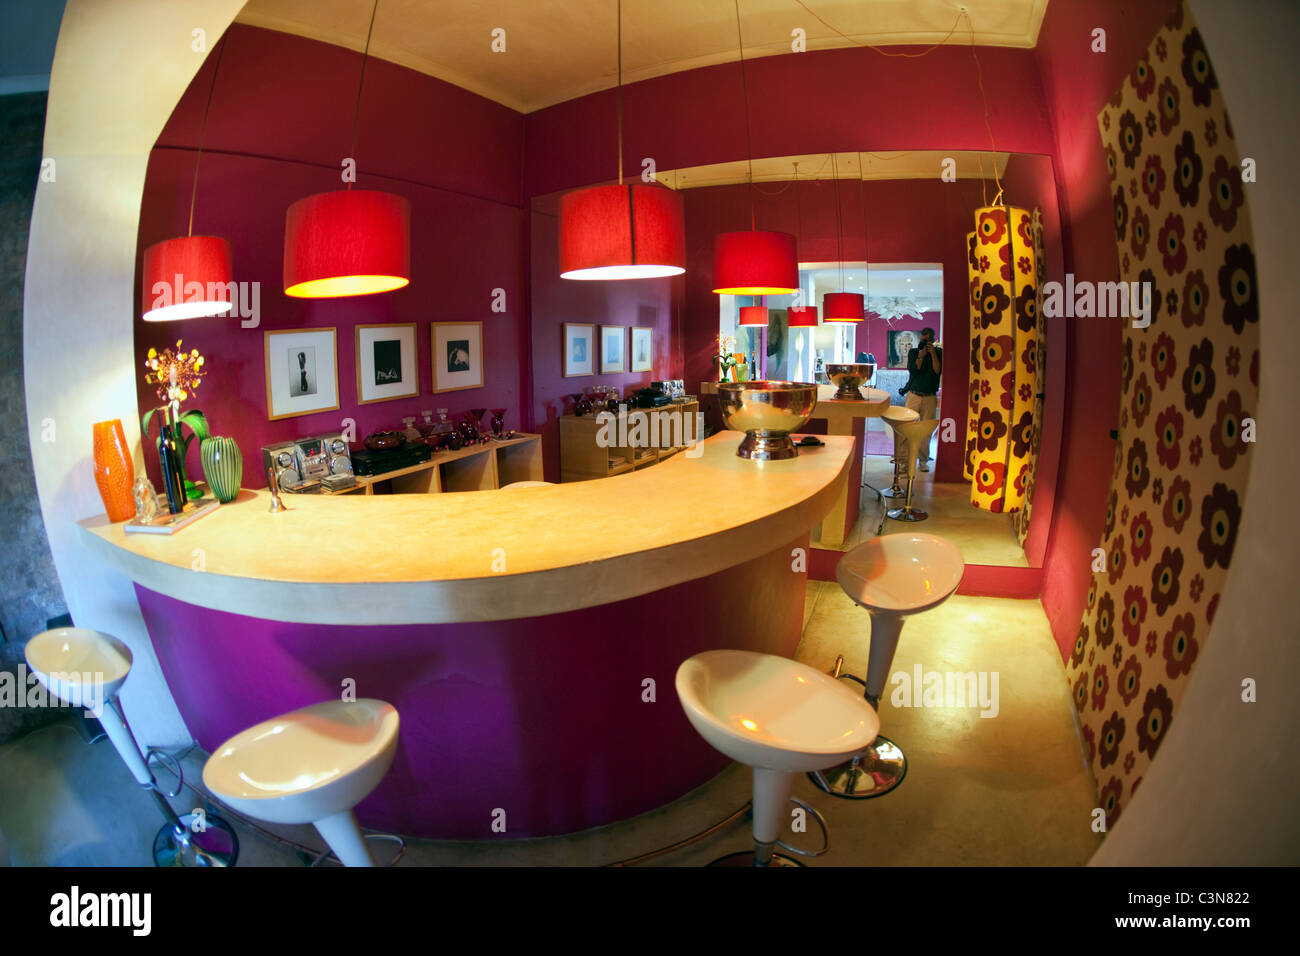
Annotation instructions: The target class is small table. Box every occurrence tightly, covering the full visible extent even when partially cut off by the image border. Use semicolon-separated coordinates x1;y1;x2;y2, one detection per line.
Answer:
698;383;890;548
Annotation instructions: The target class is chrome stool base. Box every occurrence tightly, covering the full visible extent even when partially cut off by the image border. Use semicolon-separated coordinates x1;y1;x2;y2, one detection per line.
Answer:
708;850;803;867
887;506;928;521
808;735;908;799
153;812;239;867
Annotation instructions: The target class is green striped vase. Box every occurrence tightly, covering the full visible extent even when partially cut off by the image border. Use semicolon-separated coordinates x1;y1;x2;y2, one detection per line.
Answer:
200;436;243;503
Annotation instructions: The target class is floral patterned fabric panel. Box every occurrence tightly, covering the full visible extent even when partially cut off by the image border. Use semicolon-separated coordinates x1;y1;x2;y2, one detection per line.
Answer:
969;205;1040;514
1014;210;1050;546
1074;0;1258;829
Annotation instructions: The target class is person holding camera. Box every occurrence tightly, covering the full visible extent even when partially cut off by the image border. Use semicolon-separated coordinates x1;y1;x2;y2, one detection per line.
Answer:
896;326;942;472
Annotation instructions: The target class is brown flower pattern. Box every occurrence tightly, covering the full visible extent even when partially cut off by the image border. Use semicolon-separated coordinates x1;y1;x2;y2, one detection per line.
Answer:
1079;6;1256;821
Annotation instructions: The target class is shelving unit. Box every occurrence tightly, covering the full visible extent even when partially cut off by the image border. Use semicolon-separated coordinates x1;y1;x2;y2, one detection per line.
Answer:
354;433;542;494
559;402;700;482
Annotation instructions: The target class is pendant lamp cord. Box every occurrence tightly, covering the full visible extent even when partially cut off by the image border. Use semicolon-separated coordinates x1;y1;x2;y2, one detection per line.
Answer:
186;34;229;237
734;0;756;230
616;0;623;185
858;151;870;315
832;152;844;292
347;0;381;192
965;11;1003;203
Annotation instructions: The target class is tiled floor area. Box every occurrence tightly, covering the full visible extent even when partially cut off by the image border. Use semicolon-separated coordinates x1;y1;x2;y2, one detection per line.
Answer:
847;421;1028;567
0;581;1098;867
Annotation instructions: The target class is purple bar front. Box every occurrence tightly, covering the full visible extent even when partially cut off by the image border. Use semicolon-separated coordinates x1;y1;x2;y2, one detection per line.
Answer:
134;534;808;839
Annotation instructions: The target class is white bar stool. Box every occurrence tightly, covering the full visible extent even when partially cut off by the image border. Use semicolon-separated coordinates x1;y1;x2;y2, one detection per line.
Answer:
676;650;880;866
810;533;964;799
202;699;400;867
878;405;919;499
882;414;942;521
24;627;239;866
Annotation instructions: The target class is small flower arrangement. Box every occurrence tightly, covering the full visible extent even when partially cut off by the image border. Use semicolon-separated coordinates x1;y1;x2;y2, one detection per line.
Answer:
714;335;746;381
142;339;211;501
144;339;207;406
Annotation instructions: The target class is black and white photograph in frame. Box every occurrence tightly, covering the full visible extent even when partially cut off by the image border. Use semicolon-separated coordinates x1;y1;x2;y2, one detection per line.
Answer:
265;327;340;421
356;323;418;405
631;326;653;372
600;325;626;374
431;321;484;393
563;323;595;377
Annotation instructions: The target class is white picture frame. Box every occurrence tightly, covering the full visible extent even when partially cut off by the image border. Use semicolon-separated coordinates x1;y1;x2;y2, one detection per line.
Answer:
600;325;626;374
356;322;418;405
431;321;484;393
265;327;339;421
631;326;653;372
563;323;595;377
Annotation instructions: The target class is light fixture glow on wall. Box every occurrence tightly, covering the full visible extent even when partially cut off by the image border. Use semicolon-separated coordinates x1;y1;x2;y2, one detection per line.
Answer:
710;0;797;295
559;0;685;280
969;204;1039;513
283;0;410;299
141;37;233;322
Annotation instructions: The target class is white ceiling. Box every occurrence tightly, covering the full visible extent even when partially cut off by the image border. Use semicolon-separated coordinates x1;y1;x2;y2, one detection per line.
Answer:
656;150;1010;188
807;264;943;307
235;0;1050;113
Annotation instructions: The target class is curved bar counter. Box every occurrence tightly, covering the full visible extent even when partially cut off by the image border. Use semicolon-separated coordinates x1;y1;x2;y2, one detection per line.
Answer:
78;432;853;838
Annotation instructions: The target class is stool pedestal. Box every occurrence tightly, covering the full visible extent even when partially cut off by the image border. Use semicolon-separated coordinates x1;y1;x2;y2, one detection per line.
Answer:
809;614;908;799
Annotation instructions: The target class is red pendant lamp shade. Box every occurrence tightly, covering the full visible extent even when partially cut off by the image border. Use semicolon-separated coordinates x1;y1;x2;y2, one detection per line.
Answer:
738;305;769;326
712;231;798;295
823;291;865;323
142;236;233;322
283;189;410;298
787;305;818;327
560;184;685;280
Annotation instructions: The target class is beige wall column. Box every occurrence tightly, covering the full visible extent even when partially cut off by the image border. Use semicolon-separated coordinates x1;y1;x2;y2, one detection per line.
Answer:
24;0;245;747
1093;0;1300;864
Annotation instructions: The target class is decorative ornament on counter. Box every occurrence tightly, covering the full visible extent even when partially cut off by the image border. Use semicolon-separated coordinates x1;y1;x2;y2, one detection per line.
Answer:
490;408;507;438
200;435;243;504
363;430;405;451
132;476;160;524
91;419;135;522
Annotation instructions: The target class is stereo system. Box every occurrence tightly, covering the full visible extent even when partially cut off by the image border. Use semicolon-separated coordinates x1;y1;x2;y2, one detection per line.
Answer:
261;433;356;493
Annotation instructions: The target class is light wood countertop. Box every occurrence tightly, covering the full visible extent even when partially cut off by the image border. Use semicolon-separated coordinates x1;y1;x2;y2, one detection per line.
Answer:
78;431;853;625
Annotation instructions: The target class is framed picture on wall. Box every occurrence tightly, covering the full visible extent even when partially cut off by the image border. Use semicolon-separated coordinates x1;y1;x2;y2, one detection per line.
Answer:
887;329;920;369
563;323;595;377
355;323;418;404
631;326;653;372
265;328;340;421
431;321;484;393
600;325;626;373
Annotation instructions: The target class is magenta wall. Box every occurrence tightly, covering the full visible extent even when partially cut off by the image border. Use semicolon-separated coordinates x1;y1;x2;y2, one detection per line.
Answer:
134;25;527;491
523;45;1056;197
527;198;683;481
681;177;1003;486
1033;0;1180;656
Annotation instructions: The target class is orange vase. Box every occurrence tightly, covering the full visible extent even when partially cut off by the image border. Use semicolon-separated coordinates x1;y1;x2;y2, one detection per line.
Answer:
92;419;135;522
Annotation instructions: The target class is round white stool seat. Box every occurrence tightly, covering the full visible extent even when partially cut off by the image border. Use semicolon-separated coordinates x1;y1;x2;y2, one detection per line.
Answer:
837;532;965;614
500;480;553;488
203;699;399;826
880;405;920;426
677;650;879;772
889;415;941;449
24;627;132;706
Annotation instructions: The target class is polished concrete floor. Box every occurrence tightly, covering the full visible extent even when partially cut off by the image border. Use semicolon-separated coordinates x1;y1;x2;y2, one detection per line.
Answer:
848;422;1028;567
0;582;1098;867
